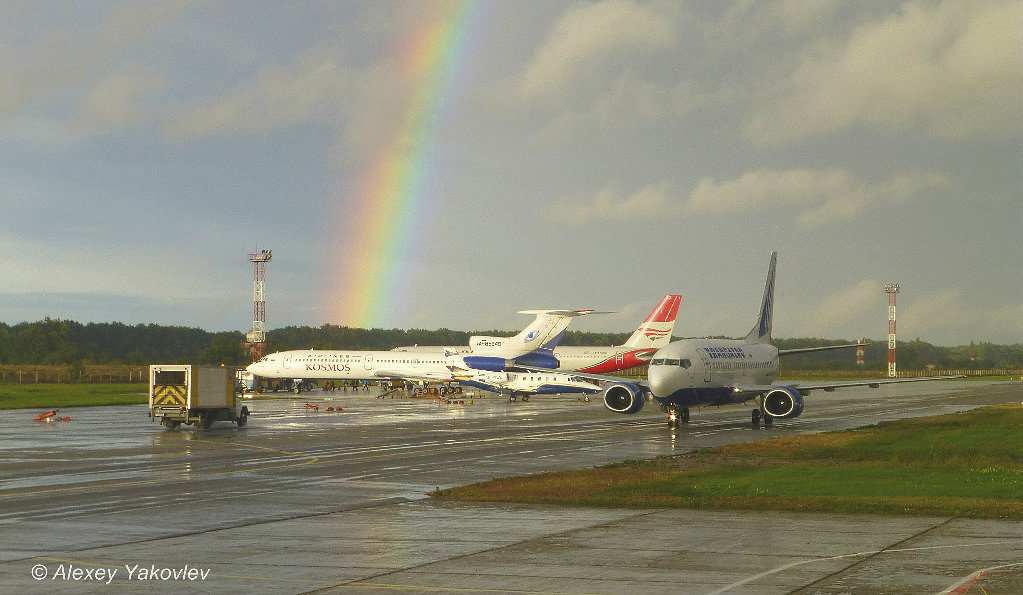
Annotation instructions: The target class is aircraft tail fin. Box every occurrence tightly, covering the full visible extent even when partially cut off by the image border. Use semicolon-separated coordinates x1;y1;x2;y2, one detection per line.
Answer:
471;310;605;357
623;295;682;349
744;252;777;344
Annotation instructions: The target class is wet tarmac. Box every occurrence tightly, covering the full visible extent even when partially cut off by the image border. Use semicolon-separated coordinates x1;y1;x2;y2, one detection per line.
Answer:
0;380;1020;593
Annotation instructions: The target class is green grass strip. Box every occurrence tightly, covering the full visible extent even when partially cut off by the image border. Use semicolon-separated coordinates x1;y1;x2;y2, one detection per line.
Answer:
0;383;148;410
432;403;1023;519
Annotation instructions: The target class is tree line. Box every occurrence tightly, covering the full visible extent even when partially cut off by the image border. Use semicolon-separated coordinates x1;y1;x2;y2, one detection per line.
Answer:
0;318;1019;371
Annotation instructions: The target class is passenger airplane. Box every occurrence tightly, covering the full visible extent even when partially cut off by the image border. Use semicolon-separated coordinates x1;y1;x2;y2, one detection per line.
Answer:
246;309;602;393
537;252;963;427
446;366;600;402
394;294;682;373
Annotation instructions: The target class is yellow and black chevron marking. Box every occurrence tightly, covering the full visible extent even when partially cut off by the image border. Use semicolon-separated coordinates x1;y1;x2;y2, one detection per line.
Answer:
152;384;187;406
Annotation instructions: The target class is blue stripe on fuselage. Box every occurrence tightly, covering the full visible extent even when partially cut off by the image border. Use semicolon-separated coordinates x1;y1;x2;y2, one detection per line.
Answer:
653;387;744;408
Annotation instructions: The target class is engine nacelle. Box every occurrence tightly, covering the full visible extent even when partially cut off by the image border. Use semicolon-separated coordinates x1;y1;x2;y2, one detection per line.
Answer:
461;356;507;372
763;386;805;419
511;351;560;369
463;352;560;371
602;382;645;414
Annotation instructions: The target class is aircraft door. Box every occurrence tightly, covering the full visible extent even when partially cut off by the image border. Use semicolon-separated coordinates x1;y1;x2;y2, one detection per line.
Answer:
413;358;420;369
698;351;711;382
365;355;374;370
615;352;624;366
283;353;292;369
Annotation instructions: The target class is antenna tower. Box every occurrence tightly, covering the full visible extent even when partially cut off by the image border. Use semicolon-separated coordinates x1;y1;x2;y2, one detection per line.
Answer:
247;250;272;361
884;284;899;378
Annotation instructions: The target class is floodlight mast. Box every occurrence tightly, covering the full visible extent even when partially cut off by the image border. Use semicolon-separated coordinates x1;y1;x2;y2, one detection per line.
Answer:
884;284;900;378
247;250;272;362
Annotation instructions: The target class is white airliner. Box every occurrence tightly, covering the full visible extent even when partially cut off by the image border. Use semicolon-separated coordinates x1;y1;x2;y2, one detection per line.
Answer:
537;252;963;427
246;309;604;395
394;294;682;373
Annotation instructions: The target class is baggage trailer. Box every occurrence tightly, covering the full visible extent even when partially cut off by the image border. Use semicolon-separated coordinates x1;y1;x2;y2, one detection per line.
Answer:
150;365;249;429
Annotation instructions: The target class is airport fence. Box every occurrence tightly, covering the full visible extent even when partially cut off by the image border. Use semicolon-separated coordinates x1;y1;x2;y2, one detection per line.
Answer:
0;365;147;384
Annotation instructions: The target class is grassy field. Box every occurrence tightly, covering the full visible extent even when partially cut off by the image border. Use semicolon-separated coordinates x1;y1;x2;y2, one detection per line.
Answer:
433;403;1023;519
0;383;148;410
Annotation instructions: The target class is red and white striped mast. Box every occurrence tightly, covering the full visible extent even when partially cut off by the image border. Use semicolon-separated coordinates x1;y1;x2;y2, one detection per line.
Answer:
884;284;899;378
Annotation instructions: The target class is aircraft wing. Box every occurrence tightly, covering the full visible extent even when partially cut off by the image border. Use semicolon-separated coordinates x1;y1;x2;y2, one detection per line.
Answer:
513;364;649;389
735;374;966;396
778;343;862;355
373;369;456;383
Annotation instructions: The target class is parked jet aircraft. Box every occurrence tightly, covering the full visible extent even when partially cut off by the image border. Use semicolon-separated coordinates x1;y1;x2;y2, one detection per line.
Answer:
533;252;963;427
245;309;603;394
394;294;682;373
246;341;603;401
446;365;600;401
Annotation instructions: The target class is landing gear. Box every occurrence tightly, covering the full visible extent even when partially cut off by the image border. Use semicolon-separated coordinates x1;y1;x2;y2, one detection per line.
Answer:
751;403;773;427
521;394;530;402
666;406;689;428
508;392;517;402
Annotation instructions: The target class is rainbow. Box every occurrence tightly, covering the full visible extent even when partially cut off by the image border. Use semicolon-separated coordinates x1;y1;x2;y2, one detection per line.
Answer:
326;0;481;328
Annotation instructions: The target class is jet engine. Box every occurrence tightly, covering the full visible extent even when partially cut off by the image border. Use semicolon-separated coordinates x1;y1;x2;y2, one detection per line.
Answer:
512;351;560;369
763;386;805;419
461;356;508;371
462;352;560;372
602;382;645;414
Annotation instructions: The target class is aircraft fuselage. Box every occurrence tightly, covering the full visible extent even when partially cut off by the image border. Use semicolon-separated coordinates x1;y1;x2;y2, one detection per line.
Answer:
647;339;779;408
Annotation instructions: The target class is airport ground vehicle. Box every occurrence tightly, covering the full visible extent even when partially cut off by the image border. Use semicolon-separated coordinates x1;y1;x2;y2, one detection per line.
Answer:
149;365;249;429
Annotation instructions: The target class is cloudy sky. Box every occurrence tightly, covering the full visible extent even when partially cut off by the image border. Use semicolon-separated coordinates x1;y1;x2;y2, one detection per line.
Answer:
1;1;1019;346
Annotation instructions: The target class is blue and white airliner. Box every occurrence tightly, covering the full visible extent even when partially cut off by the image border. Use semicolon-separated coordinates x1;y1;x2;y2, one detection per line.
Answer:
526;252;963;426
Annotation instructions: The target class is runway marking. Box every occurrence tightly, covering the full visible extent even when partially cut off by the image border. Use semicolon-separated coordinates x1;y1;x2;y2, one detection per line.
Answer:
937;563;1023;595
313;508;663;595
707;538;1021;594
0;440;320;499
0;417;659;505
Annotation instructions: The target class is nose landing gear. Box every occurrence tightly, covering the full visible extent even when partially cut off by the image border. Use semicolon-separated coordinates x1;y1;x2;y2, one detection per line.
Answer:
751;399;773;427
664;405;690;428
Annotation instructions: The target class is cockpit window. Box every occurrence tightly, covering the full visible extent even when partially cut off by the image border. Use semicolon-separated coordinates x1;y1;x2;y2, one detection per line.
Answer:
651;358;692;368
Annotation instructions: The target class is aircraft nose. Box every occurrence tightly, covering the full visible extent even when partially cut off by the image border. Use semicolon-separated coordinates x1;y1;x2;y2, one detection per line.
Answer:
647;365;673;397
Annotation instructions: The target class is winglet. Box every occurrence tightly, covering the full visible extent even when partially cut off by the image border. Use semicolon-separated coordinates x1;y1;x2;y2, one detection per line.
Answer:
744;252;776;343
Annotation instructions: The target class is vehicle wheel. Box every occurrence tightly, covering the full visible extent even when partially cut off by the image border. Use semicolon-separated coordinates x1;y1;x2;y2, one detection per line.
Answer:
237;408;248;428
162;418;180;430
751;409;761;425
681;407;690;423
201;414;213;429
